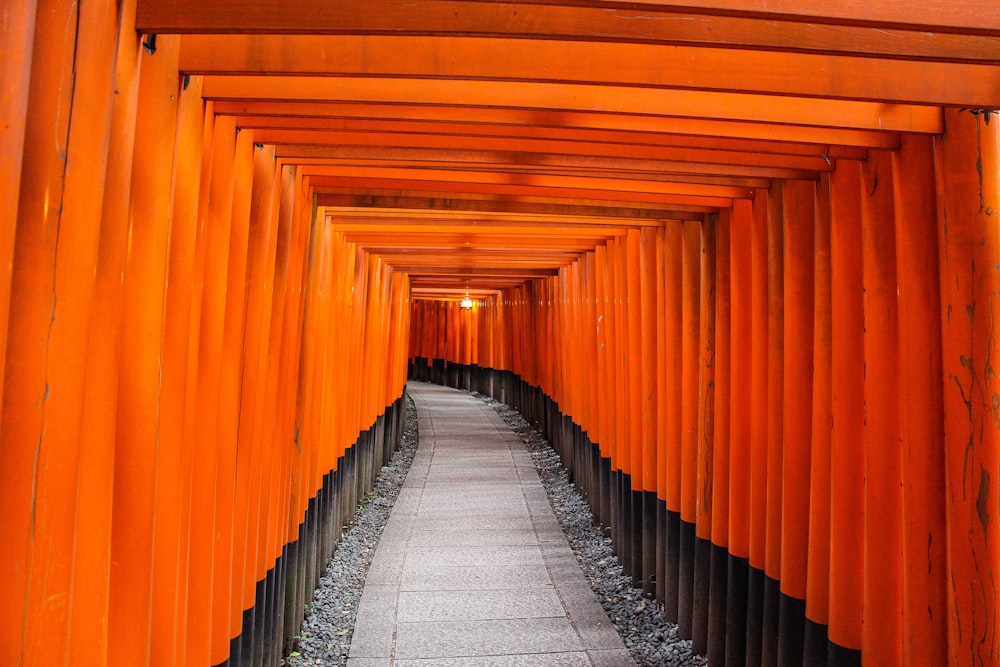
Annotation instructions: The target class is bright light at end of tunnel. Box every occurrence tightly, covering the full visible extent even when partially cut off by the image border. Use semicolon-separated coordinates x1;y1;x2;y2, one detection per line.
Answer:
460;297;473;310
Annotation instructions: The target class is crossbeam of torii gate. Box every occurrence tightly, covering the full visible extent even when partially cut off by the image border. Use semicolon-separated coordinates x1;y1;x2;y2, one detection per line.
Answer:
1;1;999;667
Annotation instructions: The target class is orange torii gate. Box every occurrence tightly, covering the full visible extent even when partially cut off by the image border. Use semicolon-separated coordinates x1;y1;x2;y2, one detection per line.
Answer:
1;1;999;666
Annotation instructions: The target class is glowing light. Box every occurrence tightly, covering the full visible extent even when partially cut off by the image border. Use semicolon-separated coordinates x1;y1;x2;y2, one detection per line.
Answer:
460;297;473;310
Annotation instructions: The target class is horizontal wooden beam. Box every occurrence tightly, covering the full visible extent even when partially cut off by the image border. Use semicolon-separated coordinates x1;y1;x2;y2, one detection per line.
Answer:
202;76;944;133
397;266;559;277
297;152;780;188
233;114;866;160
213;101;900;149
260;130;836;174
321;206;669;230
181;35;1000;106
138;0;1000;44
304;174;735;208
315;191;711;219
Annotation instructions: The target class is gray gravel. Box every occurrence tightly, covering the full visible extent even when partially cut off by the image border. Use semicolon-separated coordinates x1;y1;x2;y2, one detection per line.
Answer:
284;394;420;666
285;385;706;666
474;393;706;667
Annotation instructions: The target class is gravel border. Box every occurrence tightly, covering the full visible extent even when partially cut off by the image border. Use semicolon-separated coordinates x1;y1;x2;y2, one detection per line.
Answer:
285;386;706;666
473;392;706;667
284;394;420;666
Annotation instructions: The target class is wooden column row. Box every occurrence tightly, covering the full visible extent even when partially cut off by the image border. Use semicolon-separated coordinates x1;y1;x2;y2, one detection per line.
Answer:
0;9;411;665
407;108;1000;666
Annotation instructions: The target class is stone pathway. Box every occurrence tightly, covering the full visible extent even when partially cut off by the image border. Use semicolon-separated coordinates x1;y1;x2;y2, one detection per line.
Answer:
347;382;636;666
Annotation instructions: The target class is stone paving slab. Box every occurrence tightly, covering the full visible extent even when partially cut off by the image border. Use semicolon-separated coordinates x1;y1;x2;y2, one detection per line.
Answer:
347;382;635;667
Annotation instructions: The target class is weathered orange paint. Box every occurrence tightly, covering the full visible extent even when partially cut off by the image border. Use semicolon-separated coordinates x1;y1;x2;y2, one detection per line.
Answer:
891;134;949;666
936;107;1000;667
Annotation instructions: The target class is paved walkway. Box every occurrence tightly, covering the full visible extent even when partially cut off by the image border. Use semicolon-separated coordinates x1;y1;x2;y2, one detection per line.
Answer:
347;382;636;666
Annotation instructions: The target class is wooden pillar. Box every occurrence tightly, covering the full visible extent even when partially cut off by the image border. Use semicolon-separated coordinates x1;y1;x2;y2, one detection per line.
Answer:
778;180;816;665
1;0;120;662
68;2;142;665
860;148;903;666
707;207;732;665
0;0;37;419
693;215;717;653
727;198;753;667
746;190;770;666
827;161;865;661
110;34;182;667
148;72;206;667
805;173;833;666
891;134;948;667
662;222;684;624
935;107;1000;667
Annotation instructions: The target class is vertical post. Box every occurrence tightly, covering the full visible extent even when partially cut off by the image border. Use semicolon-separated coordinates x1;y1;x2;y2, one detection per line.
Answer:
110;34;182;667
860;148;903;666
762;184;786;667
778;180;815;664
679;218;702;638
0;0;37;419
693;215;717;653
148;71;206;667
2;0;120;662
727;198;754;667
935;107;1000;667
827;160;865;663
663;223;684;624
891;134;948;667
708;208;732;664
69;5;143;665
805;173;833;665
746;190;770;666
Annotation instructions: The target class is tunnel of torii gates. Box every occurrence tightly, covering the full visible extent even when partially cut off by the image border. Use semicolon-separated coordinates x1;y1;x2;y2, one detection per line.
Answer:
2;1;1000;666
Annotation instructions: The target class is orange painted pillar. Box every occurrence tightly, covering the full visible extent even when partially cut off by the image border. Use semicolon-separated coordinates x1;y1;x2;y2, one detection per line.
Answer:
217;128;256;656
891;134;948;667
639;227;659;599
726;198;753;666
679;218;702;638
235;145;281;660
662;222;684;623
149;71;206;667
778;179;815;664
707;208;731;664
0;0;120;662
827;160;865;660
185;111;237;667
69;8;143;666
693;215;717;653
860;148;903;666
179;101;219;667
746;189;770;666
804;173;833;664
0;0;36;421
935;107;1000;667
110;35;183;667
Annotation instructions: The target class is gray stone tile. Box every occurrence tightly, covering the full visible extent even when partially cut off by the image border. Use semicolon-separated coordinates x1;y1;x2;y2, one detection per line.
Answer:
394;617;584;658
393;653;592;667
345;658;391;667
570;609;629;650
586;649;637;666
400;564;553;591
396;589;565;622
408;529;540;546
365;545;405;585
405;545;544;567
348;585;397;658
